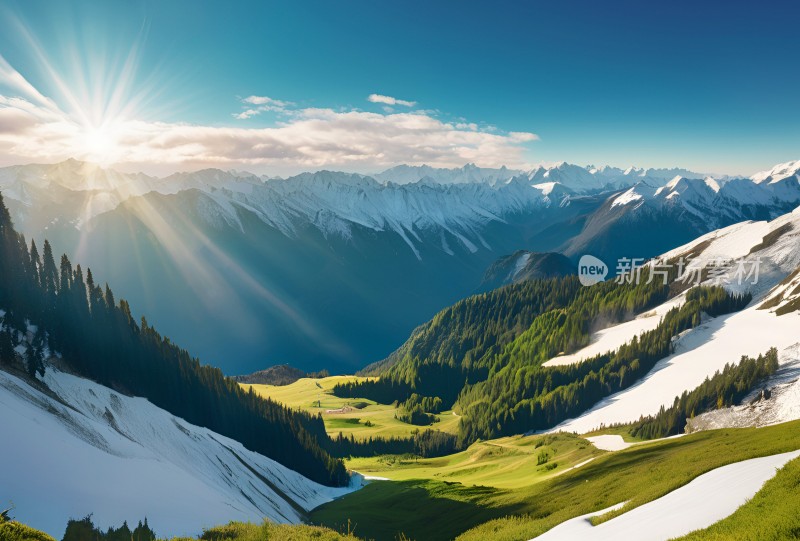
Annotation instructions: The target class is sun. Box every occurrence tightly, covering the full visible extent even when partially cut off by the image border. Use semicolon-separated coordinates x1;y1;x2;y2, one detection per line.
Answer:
78;121;123;166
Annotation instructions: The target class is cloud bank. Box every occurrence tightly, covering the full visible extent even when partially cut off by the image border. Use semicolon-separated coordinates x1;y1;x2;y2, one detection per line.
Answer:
367;94;417;107
0;66;538;175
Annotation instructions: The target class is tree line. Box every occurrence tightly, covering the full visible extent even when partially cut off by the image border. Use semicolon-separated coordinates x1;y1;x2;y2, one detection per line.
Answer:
328;428;459;458
455;285;752;442
0;193;347;486
630;347;779;439
338;259;755;447
62;516;155;541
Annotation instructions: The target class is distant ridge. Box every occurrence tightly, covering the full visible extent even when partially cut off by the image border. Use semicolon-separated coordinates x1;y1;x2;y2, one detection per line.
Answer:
480;251;574;291
234;364;330;386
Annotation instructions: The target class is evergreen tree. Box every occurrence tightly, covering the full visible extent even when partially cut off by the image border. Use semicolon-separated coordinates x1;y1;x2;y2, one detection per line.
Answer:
24;340;44;379
0;190;347;486
131;519;155;541
41;240;58;294
62;515;99;541
0;328;14;366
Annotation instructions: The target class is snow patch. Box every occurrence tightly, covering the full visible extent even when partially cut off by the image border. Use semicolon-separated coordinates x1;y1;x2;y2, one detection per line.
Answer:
585;435;631;451
531;450;800;541
0;367;355;538
543;296;684;368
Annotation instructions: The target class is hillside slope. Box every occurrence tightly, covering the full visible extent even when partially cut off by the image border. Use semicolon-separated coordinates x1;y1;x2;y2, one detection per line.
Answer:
6;159;792;375
479;251;574;291
0;365;354;538
550;207;800;434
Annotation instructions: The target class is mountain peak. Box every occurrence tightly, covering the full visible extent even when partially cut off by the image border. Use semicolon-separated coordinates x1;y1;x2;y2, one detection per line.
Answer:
751;159;800;184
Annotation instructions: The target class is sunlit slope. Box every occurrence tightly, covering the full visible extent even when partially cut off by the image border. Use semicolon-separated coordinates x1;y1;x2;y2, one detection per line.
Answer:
345;432;602;489
311;420;800;541
0;368;353;538
551;208;800;434
242;376;460;440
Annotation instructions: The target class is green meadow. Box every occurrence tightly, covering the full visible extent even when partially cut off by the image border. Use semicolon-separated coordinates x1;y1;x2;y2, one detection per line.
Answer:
241;376;459;440
311;420;800;541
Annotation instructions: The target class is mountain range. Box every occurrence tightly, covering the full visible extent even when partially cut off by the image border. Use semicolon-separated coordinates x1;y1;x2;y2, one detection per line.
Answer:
2;165;800;540
1;158;798;374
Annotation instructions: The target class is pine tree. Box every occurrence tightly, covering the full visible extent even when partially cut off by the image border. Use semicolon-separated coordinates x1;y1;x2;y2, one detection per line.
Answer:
24;339;43;379
0;329;14;366
29;239;41;284
41;240;58;294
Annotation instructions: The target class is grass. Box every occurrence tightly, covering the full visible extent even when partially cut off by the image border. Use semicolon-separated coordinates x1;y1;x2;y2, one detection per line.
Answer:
310;420;800;541
0;521;56;541
164;521;362;541
12;424;800;541
580;423;647;443
346;432;602;489
241;376;459;440
674;456;800;541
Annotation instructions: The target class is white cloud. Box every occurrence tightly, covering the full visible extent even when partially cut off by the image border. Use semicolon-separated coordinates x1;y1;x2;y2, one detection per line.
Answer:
0;70;538;175
233;96;293;119
242;95;290;107
368;94;417;107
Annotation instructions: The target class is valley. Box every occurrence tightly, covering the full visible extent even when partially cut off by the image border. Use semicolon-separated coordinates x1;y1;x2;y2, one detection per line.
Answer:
242;376;461;441
3;4;800;540
2;166;800;540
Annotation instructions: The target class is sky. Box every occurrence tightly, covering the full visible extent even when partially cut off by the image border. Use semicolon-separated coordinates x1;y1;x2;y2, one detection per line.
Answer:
0;0;798;176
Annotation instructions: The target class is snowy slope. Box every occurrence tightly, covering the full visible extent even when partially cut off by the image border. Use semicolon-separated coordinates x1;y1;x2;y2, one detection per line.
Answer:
550;206;800;434
605;163;800;230
372;163;520;185
2;159;795;263
543;296;684;367
687;357;800;431
0;366;354;538
531;450;800;541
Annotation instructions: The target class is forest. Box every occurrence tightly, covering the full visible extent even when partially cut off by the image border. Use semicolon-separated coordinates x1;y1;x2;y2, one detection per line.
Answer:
630;347;779;439
328;428;459;458
0;193;347;487
455;285;752;441
337;265;753;445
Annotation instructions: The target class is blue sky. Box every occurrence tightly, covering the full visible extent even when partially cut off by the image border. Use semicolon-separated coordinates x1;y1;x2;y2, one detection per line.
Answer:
0;0;798;175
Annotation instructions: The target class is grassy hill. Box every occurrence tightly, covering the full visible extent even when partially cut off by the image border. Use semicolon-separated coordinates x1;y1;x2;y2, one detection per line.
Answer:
311;420;800;541
241;376;460;440
10;421;800;541
0;520;55;541
166;521;361;541
345;432;601;490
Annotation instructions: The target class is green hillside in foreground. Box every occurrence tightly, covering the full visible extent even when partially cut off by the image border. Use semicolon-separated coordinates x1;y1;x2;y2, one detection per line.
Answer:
0;518;359;541
169;521;361;541
0;519;56;541
8;420;800;541
311;420;800;541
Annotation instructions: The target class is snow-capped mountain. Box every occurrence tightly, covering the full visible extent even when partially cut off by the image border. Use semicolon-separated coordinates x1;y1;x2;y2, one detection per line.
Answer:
372;163;520;185
0;159;268;232
0;159;715;255
561;163;800;263
751;159;800;184
212;170;585;258
0;158;796;374
550;205;800;434
0;361;354;538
